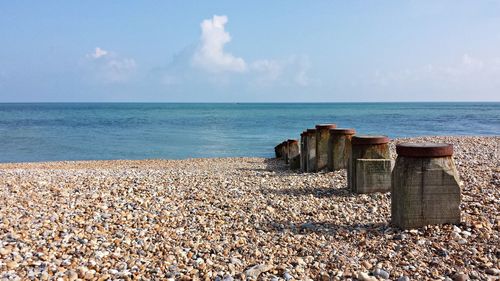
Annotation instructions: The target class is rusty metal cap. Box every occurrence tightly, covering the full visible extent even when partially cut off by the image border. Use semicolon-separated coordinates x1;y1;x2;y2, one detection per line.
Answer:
306;128;317;134
329;128;356;135
396;143;453;157
351;135;389;145
315;124;337;130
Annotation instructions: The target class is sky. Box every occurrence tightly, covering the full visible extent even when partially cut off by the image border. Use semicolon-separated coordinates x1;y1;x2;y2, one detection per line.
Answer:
1;1;500;102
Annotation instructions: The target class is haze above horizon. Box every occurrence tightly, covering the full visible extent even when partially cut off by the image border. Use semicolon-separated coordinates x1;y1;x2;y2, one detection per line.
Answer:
1;1;500;102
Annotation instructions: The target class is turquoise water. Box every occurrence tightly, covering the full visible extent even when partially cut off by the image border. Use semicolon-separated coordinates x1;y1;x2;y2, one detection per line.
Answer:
0;103;498;162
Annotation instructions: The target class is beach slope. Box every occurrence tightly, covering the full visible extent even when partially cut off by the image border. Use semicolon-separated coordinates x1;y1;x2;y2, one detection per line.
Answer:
0;136;499;280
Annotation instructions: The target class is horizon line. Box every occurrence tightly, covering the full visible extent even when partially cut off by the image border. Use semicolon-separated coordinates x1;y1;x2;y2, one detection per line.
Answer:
0;101;499;104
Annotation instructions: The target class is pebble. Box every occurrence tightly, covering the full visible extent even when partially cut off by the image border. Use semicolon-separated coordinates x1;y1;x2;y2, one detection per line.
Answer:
66;270;78;281
451;232;461;240
486;268;500;276
6;261;18;270
0;136;497;280
362;261;373;270
357;271;378;281
284;272;293;281
0;248;11;256
319;272;330;281
245;264;272;278
397;276;410;281
373;268;390;279
84;269;95;280
452;273;469;281
461;231;472;237
469;271;481;279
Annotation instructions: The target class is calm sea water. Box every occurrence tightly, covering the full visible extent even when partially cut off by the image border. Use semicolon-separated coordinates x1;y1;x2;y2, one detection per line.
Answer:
0;103;498;162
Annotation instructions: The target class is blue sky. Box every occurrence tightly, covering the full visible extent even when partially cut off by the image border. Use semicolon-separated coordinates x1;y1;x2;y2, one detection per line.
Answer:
1;1;500;102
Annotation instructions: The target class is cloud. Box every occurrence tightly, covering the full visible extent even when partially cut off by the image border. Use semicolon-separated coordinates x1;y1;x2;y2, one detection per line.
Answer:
159;15;313;91
293;56;311;86
87;47;108;59
191;15;247;73
366;53;500;97
251;55;312;87
251;59;283;82
84;47;136;83
461;54;484;69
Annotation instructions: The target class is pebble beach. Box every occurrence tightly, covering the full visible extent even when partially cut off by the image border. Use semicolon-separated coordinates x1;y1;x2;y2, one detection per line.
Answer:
0;136;499;280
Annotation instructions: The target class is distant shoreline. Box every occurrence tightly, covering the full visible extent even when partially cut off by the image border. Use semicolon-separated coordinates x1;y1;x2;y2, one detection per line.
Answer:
0;136;497;166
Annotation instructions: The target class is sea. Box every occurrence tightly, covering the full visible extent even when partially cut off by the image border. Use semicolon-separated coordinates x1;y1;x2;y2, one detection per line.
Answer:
0;102;498;163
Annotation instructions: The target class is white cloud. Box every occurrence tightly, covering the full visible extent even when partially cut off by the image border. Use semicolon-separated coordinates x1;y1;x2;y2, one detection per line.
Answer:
368;54;500;92
102;58;136;82
251;59;283;82
293;56;311;86
192;15;247;73
161;15;313;90
251;56;312;87
85;47;136;83
461;54;484;69
87;47;108;59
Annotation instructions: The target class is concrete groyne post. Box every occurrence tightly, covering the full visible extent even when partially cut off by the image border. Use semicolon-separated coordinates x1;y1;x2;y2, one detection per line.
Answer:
306;129;317;172
275;143;283;158
287;139;300;170
348;135;391;193
300;132;307;172
281;141;289;163
327;128;356;171
391;143;461;229
315;124;337;171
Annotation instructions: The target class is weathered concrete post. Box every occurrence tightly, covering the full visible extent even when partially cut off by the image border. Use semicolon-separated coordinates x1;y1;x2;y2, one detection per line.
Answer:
306;129;317;172
287;139;300;170
327;128;356;171
300;132;307;172
315;124;337;171
392;143;461;229
281;141;289;163
275;142;283;158
348;135;391;193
